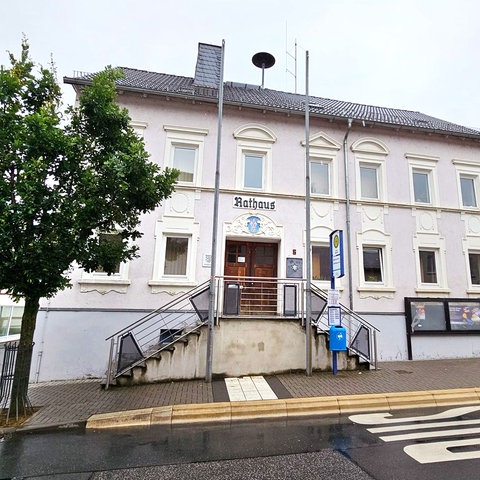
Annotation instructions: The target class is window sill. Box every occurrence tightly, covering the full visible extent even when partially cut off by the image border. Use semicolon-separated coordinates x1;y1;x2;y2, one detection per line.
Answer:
357;286;396;299
78;278;131;295
414;286;450;296
149;280;197;294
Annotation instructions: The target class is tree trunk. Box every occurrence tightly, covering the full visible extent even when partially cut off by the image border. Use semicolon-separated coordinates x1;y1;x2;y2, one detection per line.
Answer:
9;296;39;415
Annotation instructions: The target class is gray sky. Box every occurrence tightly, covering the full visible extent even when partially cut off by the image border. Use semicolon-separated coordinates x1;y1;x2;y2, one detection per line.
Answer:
1;0;479;129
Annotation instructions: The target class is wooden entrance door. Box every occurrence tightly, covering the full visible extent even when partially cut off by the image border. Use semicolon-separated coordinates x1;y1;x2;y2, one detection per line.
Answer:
224;241;278;314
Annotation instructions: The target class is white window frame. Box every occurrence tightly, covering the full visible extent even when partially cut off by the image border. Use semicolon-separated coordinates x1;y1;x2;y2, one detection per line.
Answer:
453;159;480;209
413;233;449;294
310;158;332;196
311;243;331;282
358;162;381;200
406;154;439;206
234;124;276;192
461;234;480;295
356;230;395;297
78;231;131;294
468;251;480;287
242;151;266;190
362;246;384;283
163;125;208;188
352;138;389;203
150;217;199;291
0;296;24;342
302;132;341;199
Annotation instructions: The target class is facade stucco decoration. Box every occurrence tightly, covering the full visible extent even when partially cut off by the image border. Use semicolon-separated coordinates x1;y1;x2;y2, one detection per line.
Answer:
351;137;390;155
225;212;283;239
233;123;277;143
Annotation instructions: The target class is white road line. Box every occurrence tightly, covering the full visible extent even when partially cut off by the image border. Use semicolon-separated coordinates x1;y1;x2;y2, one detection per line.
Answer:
380;426;480;442
349;406;480;425
404;438;480;464
224;376;278;402
369;418;480;434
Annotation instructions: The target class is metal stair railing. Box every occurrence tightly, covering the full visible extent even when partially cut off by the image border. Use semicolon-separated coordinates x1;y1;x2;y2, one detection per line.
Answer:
104;280;211;388
310;285;380;370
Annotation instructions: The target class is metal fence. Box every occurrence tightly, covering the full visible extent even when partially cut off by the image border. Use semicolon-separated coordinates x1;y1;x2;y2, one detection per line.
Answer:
0;342;34;422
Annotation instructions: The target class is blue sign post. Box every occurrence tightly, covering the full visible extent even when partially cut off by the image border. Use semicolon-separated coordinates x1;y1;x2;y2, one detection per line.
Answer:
329;230;345;375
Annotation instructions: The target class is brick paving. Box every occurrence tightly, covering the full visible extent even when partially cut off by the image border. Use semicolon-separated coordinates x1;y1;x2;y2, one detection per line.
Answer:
19;358;480;430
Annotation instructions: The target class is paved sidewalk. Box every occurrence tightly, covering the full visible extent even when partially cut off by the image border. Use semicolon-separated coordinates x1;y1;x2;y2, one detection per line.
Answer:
11;358;480;431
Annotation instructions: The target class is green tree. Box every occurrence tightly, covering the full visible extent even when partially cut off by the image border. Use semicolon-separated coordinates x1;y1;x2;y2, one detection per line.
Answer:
0;39;179;415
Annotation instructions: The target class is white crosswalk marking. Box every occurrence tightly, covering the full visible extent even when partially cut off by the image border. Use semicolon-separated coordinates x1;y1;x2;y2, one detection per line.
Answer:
350;406;480;464
404;439;480;464
224;376;278;402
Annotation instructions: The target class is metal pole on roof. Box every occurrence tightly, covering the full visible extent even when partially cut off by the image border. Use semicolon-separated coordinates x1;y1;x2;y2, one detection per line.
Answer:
206;40;225;383
305;50;313;376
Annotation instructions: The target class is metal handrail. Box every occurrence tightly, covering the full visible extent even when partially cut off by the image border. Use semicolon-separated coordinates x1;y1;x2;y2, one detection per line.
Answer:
104;277;381;386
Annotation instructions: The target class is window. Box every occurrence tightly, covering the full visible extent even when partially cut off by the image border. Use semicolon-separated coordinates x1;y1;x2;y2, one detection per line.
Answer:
460;176;477;207
419;250;437;283
234;124;276;192
163;125;208;188
310;161;330;195
164;237;189;276
406;154;439;206
413;170;431;203
0;305;23;338
360;165;379;199
78;232;131;294
352;138;389;202
95;233;123;274
149;217;199;290
363;247;383;282
312;245;330;281
469;253;480;285
173;146;196;183
453;160;480;209
244;154;264;189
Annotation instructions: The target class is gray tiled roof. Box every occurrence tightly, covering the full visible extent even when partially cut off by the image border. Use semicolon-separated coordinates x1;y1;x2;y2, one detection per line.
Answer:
64;47;480;139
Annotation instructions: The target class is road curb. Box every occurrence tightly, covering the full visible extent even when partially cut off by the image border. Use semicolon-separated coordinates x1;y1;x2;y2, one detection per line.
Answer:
85;387;480;429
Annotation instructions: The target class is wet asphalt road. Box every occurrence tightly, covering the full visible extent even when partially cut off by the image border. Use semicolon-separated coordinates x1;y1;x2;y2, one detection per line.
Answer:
2;407;480;479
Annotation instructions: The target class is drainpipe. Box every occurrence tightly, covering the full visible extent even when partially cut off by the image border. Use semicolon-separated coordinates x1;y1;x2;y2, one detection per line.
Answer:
343;119;354;311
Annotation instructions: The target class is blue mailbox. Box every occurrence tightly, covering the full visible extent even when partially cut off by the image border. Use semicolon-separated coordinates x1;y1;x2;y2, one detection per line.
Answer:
329;325;347;351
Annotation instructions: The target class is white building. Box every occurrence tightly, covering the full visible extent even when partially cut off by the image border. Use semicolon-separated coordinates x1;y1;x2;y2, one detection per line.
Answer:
3;42;480;382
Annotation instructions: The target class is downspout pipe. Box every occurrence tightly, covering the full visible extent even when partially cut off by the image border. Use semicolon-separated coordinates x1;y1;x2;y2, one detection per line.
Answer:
343;119;354;311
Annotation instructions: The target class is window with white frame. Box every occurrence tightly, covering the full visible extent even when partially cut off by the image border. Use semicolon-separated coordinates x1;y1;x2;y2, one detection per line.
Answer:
303;132;340;198
453;159;480;209
312;245;330;281
406;154;439;206
243;153;264;189
362;246;383;282
412;169;431;204
234;124;276;192
360;165;379;200
460;176;478;207
173;146;196;183
356;230;395;296
94;233;123;274
413;233;448;293
352;138;389;202
310;160;330;195
163;125;208;187
78;231;130;294
419;249;438;284
164;236;189;276
0;305;23;339
150;218;199;290
468;252;480;286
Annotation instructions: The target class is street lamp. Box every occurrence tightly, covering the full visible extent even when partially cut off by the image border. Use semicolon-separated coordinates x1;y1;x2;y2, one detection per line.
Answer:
304;50;313;376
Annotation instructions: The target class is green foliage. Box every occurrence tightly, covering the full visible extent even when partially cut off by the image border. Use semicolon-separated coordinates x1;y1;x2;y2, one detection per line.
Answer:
0;39;179;301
